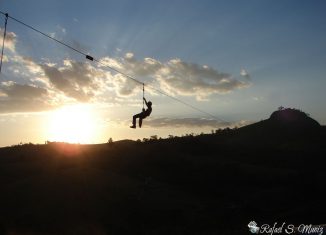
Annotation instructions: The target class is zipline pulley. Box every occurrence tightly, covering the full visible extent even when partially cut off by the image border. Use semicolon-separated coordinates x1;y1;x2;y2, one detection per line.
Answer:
0;13;8;73
86;55;94;61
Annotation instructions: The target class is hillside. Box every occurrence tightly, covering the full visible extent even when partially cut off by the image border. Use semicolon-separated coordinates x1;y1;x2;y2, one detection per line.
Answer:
0;109;325;235
231;108;323;144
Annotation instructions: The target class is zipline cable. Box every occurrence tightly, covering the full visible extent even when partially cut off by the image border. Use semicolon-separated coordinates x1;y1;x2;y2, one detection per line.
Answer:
0;10;229;123
0;13;8;73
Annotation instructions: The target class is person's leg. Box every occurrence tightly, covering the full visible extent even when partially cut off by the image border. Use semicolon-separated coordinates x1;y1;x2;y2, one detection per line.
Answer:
131;113;141;128
139;113;147;128
139;117;143;128
132;115;137;126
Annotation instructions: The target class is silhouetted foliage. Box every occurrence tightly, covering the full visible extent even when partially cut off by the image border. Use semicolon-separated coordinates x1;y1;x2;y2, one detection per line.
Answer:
108;137;114;144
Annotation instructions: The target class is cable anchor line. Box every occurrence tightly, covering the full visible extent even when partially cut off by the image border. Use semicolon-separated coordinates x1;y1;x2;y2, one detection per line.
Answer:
0;12;8;73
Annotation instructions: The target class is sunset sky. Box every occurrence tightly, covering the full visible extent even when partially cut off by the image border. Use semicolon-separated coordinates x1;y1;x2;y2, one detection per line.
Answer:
0;0;325;146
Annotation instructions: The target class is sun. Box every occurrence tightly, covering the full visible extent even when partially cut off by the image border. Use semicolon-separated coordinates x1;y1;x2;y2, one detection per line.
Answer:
47;104;97;143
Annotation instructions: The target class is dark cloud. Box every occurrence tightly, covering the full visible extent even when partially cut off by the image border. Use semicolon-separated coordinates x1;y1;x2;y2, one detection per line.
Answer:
145;117;234;128
40;60;105;102
0;82;52;113
41;65;69;90
143;117;252;129
156;59;249;99
2;82;47;99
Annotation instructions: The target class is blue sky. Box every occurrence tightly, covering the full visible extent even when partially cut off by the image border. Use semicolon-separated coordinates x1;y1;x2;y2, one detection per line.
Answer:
0;0;325;146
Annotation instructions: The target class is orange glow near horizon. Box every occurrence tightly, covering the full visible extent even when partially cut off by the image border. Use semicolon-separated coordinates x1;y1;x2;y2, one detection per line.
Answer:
47;104;98;144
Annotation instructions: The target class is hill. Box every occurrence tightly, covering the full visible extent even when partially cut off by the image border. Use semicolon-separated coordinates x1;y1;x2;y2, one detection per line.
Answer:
231;108;323;144
0;109;325;235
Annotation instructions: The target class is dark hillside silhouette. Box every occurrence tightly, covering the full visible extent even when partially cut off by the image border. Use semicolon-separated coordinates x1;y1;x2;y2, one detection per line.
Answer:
231;108;322;146
269;108;320;130
0;108;325;235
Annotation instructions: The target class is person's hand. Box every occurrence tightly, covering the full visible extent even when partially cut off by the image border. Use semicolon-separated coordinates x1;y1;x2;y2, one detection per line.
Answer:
142;108;145;112
143;97;146;101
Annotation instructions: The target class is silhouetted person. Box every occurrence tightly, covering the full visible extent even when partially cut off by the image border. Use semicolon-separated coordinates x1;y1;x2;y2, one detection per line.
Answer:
130;98;152;128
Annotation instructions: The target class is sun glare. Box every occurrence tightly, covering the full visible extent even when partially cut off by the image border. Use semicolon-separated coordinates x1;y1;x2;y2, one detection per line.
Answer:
47;104;97;143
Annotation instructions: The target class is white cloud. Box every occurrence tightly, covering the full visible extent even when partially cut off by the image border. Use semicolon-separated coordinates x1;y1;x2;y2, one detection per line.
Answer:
0;27;16;52
99;57;123;70
125;52;134;59
99;53;250;100
0;28;106;112
57;25;66;34
1;25;251;114
2;55;9;63
240;68;251;80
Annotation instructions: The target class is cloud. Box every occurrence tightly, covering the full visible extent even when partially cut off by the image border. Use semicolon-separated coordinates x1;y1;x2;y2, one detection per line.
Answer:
111;74;139;97
143;117;251;128
56;25;66;34
0;28;112;112
100;53;163;79
99;54;161;97
10;51;248;104
1;25;250;114
49;32;56;38
40;60;107;102
1;82;46;99
20;56;43;74
0;82;52;113
48;25;67;40
0;27;17;52
240;69;251;80
100;53;250;100
0;55;112;112
156;59;248;99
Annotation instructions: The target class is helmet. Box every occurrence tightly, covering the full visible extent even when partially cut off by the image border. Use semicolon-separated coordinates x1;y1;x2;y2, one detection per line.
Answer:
148;101;152;106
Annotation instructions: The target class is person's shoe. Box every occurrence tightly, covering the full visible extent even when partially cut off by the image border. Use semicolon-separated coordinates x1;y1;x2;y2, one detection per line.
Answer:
130;125;136;128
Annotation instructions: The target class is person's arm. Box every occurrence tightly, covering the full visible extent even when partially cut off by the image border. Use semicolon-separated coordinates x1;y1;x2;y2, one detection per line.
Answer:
143;97;148;107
